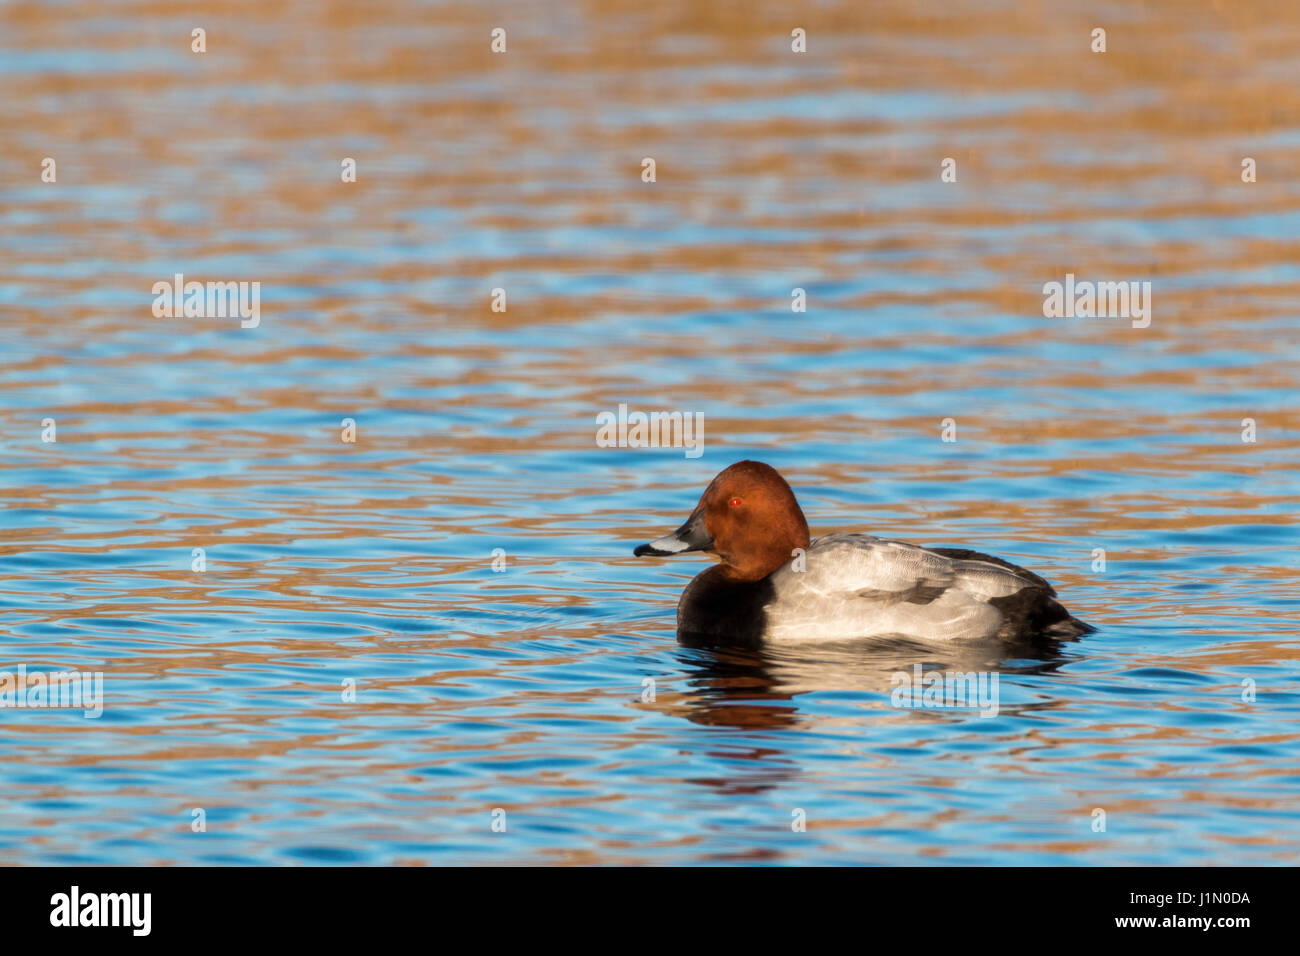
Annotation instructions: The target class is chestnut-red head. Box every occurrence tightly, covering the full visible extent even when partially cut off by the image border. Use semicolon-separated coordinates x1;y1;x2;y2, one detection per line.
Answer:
633;460;811;582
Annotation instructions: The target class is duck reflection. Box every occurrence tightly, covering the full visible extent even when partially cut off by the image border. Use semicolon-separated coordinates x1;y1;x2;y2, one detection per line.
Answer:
673;630;1075;732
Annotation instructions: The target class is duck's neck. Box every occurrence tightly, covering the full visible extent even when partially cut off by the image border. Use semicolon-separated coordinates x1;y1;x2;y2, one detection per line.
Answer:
677;566;774;646
717;533;808;582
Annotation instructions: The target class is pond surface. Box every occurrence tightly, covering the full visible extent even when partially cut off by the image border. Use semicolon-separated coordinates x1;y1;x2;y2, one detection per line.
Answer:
1;0;1297;864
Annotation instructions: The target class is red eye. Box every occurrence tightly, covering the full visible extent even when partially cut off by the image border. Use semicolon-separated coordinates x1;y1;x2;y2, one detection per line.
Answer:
729;497;742;507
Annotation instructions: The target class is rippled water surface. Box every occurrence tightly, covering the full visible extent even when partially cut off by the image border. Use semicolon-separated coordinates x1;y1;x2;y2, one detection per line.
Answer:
2;0;1299;865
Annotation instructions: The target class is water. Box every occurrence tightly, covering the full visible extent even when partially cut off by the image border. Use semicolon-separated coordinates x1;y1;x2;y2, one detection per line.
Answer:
1;0;1298;865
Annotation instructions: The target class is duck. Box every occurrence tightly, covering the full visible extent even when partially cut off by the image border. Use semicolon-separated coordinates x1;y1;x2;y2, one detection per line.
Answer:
633;460;1091;645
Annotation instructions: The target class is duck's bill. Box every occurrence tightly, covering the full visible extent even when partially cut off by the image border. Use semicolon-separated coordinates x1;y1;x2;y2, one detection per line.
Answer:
633;510;714;557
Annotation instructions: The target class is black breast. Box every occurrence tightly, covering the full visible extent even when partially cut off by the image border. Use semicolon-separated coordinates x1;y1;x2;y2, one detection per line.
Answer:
676;565;774;648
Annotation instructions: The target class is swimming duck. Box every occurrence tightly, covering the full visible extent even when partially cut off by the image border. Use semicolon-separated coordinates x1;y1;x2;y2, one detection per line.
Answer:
633;460;1091;644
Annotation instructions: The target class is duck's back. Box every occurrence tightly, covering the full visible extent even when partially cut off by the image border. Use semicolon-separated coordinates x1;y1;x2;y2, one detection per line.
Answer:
760;533;1088;642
